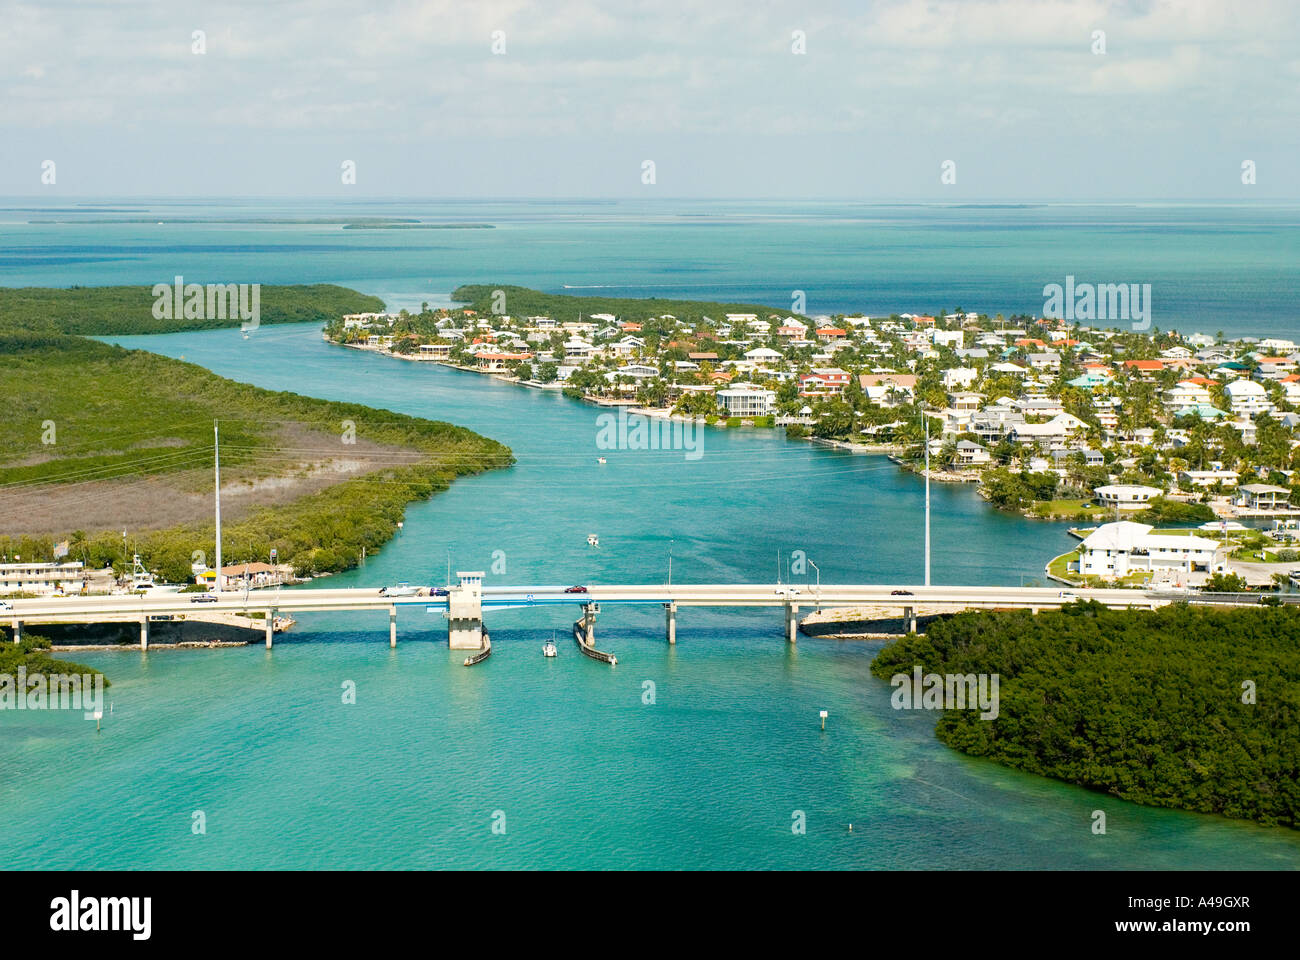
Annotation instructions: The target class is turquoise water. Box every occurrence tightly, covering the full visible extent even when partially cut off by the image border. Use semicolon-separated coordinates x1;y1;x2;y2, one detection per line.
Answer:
2;201;1299;868
2;322;1299;868
2;198;1298;338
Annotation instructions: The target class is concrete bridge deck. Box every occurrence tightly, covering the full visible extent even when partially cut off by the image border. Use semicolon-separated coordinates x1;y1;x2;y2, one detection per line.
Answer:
5;583;1281;651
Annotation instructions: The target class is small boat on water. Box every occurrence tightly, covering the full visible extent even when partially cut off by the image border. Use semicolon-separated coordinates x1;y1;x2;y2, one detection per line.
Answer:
542;633;558;658
587;533;599;547
597;457;606;465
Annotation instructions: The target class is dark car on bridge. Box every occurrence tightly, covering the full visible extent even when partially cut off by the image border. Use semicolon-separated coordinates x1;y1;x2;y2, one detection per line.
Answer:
565;585;588;594
891;589;913;596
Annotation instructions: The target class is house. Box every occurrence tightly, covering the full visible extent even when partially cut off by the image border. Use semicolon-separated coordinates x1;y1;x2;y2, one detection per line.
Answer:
417;343;452;360
1235;484;1292;511
859;373;917;406
564;339;594;360
1254;357;1297;380
799;368;851;397
1077;522;1220;578
1025;352;1061;372
0;560;87;596
1224;378;1274;417
941;367;979;391
1093;484;1162;511
1123;359;1164;378
953;440;991;469
476;352;533;373
744;347;783;363
1179;469;1238;489
1165;380;1213;409
815;327;847;342
716;383;775;417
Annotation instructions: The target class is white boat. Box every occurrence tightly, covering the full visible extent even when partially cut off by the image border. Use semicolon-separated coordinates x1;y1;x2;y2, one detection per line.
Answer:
542;634;558;658
597;457;606;465
587;533;599;547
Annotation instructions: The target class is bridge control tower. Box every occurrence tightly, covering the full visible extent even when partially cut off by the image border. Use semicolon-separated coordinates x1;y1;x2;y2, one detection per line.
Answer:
447;571;485;649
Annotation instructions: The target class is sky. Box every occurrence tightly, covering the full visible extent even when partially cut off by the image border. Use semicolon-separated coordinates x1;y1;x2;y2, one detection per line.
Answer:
1;0;1296;198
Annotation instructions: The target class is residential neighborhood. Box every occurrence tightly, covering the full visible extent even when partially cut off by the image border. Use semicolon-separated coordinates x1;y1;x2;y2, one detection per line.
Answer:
325;301;1300;586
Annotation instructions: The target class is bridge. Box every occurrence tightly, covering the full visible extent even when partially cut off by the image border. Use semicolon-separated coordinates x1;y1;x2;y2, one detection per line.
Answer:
5;576;1256;653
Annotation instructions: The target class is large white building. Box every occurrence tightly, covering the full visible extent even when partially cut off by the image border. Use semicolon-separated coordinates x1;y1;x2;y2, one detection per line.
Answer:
0;560;86;595
1093;484;1162;511
1077;522;1222;578
716;383;775;417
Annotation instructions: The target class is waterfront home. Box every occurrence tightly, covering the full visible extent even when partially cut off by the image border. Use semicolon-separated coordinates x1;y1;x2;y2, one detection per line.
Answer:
417;343;452;360
1094;484;1162;511
717;383;776;417
930;329;963;349
477;352;533;373
1235;484;1292;511
954;439;991;469
1179;469;1239;489
1224;378;1274;417
1076;521;1221;578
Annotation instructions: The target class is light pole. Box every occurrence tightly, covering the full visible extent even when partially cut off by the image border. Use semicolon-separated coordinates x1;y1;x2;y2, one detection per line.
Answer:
923;412;932;586
668;538;674;586
808;559;821;610
213;420;222;594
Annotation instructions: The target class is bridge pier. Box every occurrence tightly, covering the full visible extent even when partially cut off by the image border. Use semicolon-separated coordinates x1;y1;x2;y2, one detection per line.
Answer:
581;603;596;645
265;610;275;649
447;572;485;650
140;617;149;651
664;602;676;644
784;601;798;643
10;619;18;644
389;606;397;648
905;606;917;634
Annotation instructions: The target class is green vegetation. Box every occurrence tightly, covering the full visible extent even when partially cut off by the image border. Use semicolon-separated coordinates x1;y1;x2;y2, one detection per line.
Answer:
450;284;789;327
0;288;512;584
1203;572;1250;592
0;284;383;336
871;603;1300;828
1133;497;1216;525
0;634;109;689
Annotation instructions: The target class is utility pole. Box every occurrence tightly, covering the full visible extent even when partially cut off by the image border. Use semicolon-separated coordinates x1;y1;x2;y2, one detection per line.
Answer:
214;420;222;592
668;538;674;587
